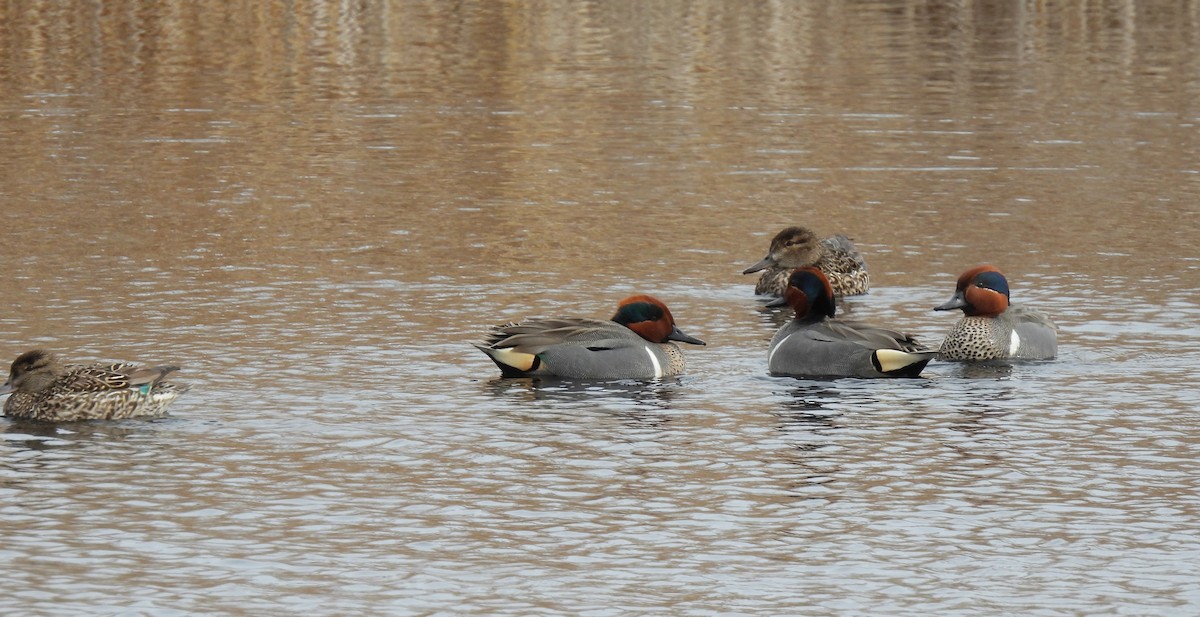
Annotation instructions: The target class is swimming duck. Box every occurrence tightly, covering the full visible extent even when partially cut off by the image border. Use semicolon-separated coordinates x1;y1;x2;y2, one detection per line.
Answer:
743;226;870;297
0;349;189;422
476;295;706;379
766;267;936;378
934;265;1057;361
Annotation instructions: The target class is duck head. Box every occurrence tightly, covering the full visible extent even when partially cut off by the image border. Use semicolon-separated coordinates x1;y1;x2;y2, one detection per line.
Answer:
742;226;823;274
934;265;1011;317
612;295;706;345
0;349;64;395
767;267;837;320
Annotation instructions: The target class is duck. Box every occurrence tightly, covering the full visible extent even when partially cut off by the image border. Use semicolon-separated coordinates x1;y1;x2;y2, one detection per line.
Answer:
743;226;870;297
0;349;189;422
933;265;1057;361
476;295;706;379
766;267;936;378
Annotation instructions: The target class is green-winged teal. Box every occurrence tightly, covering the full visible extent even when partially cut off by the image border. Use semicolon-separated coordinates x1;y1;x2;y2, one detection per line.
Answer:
766;268;935;378
476;295;706;379
1;349;189;422
934;265;1057;361
743;226;869;297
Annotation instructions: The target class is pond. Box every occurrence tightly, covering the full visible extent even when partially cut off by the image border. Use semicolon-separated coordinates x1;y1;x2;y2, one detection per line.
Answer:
1;1;1198;615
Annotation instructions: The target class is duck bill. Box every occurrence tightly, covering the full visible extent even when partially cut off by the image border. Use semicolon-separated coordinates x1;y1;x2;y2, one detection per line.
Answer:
0;379;13;396
667;326;706;346
765;296;788;308
741;256;775;275
934;291;968;311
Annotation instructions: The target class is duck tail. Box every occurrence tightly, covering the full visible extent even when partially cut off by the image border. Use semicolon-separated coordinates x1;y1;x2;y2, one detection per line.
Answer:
127;365;181;387
475;345;541;377
871;349;937;377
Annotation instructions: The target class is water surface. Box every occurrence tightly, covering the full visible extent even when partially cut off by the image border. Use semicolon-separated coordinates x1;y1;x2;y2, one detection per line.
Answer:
2;1;1199;615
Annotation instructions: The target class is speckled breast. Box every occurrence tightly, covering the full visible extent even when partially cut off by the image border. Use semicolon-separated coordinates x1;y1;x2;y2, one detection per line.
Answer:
937;317;1010;361
656;343;688;377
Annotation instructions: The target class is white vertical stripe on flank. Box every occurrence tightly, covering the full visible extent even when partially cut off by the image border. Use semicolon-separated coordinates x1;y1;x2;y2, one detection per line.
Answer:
643;347;663;378
767;333;793;367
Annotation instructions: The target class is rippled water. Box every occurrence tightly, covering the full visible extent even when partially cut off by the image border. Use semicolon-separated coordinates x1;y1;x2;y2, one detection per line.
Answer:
2;1;1199;615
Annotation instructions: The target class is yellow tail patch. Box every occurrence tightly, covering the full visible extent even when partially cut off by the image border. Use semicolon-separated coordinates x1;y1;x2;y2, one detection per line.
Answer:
874;349;928;373
491;348;539;372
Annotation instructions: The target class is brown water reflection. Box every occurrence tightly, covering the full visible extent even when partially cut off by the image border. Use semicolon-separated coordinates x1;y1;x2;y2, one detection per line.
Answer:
2;1;1199;615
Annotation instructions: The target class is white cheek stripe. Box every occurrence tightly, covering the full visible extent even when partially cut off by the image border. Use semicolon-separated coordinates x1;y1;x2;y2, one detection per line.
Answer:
1009;330;1021;356
644;347;663;378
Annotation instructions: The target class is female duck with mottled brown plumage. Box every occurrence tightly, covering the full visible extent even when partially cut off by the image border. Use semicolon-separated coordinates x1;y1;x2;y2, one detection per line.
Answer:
743;226;870;297
0;349;188;422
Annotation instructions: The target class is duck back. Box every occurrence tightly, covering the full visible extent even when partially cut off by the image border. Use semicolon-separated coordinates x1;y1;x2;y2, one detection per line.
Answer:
477;317;691;379
768;318;933;378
